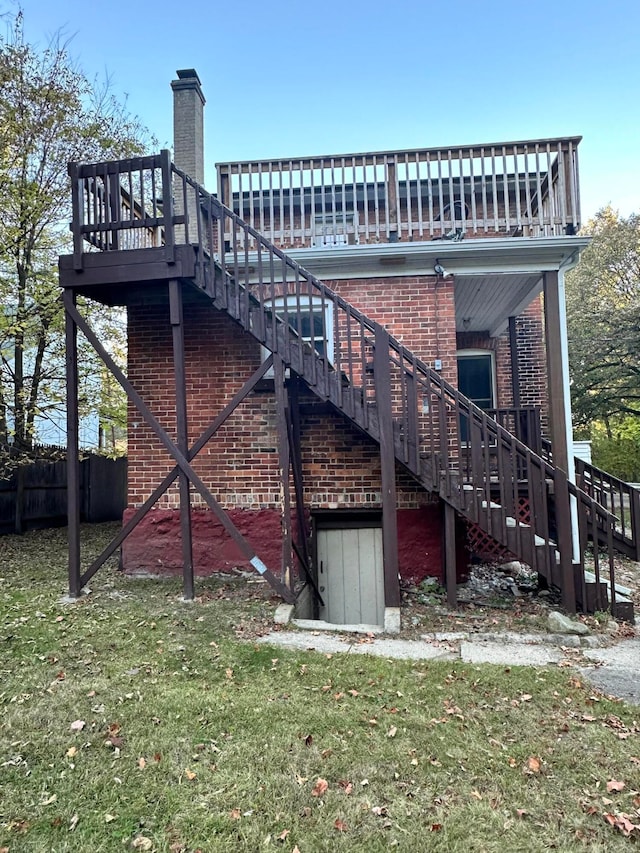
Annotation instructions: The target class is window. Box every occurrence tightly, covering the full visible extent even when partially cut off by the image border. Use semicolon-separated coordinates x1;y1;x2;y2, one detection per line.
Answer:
312;212;356;247
457;350;496;442
262;295;334;374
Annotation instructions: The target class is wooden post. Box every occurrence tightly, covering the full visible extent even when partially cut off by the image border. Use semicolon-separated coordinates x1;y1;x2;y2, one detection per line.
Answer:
274;357;293;589
543;272;570;475
288;377;311;573
374;326;400;608
508;316;521;409
443;501;458;608
64;289;81;597
544;271;576;608
169;279;194;600
386;156;398;241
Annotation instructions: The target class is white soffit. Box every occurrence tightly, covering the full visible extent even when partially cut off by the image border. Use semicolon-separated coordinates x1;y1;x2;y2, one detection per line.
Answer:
455;273;542;336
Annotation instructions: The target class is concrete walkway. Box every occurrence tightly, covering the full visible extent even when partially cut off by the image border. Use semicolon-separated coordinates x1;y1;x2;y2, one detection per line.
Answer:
257;628;640;706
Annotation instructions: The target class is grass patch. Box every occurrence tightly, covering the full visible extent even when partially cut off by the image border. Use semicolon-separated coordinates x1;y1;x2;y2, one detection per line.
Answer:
1;524;639;851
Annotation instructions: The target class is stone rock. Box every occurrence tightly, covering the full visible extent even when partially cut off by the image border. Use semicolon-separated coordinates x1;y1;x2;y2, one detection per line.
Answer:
605;620;619;635
548;610;590;636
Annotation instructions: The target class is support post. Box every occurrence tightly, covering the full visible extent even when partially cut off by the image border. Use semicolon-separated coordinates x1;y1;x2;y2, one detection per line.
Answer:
169;279;194;600
544;271;576;610
374;326;400;608
543;272;570;475
508;315;521;409
64;289;81;597
273;357;293;590
443;501;458;608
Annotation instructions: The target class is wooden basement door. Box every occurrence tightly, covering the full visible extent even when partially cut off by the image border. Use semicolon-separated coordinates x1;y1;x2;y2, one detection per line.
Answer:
317;526;385;626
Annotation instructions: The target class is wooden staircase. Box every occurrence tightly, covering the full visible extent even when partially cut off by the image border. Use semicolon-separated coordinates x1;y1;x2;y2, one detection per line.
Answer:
64;151;635;621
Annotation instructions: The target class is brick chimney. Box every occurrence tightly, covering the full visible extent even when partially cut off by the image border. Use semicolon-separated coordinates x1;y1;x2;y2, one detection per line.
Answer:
171;69;205;183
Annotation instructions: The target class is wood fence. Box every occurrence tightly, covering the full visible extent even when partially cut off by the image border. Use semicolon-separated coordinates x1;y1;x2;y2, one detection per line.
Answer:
0;454;127;534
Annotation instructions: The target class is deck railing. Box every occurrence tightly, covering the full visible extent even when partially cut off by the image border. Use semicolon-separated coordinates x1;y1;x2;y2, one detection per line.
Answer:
216;137;581;249
66;150;626;618
575;458;640;562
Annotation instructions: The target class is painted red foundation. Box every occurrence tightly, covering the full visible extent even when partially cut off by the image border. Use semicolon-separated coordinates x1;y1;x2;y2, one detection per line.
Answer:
121;506;445;583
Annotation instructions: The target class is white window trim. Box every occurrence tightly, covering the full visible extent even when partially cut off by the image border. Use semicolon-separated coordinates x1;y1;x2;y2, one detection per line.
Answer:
456;348;497;410
261;295;334;376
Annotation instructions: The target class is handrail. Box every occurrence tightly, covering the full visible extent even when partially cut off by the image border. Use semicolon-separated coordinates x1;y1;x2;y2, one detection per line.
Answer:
66;152;623;617
216;137;582;247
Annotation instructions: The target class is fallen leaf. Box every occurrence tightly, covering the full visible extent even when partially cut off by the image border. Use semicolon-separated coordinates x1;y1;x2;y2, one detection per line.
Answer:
525;756;541;774
338;780;353;795
387;726;397;738
104;813;117;823
225;668;233;680
70;720;85;732
66;746;77;758
138;757;146;770
132;837;153;850
311;778;329;797
430;823;443;831
334;818;348;831
516;809;527;818
69;814;79;831
372;806;388;816
607;779;625;793
230;808;241;820
278;829;290;841
304;734;313;747
184;769;196;781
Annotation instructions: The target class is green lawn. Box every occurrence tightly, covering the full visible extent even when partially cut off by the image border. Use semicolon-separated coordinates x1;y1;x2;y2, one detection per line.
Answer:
1;524;639;852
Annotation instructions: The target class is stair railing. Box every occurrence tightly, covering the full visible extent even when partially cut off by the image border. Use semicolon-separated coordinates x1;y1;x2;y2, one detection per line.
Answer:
68;153;622;615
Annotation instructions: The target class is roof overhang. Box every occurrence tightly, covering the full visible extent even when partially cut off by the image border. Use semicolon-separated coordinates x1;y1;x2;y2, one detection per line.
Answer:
285;235;590;281
285;236;589;337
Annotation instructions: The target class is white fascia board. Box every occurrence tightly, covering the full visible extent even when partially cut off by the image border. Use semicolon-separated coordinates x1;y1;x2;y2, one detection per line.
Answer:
284;236;590;281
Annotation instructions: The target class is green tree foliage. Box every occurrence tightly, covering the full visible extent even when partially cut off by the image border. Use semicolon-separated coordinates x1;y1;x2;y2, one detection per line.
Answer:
0;10;151;451
566;207;640;427
566;207;640;481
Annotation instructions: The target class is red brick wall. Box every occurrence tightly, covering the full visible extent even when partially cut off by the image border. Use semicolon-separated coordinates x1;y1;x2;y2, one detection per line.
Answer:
515;296;548;431
123;274;548;583
123;281;451;582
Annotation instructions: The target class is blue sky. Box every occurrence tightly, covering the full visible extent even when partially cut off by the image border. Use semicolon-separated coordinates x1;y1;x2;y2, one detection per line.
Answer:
17;0;640;219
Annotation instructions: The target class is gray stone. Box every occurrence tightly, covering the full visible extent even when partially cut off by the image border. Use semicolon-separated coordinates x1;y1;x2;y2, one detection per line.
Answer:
461;640;563;666
579;639;640;706
547;610;590;635
605;620;619;635
579;635;604;648
274;603;294;625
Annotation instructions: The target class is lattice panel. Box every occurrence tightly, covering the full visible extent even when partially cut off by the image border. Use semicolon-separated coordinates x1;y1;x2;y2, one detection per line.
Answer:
466;498;531;563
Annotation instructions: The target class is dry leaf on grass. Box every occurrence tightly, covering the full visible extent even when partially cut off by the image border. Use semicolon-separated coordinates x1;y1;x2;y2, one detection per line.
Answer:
311;778;328;797
606;779;625;793
525;756;541;774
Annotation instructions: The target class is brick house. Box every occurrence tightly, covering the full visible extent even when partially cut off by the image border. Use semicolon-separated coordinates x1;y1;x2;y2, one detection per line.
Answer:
59;69;636;626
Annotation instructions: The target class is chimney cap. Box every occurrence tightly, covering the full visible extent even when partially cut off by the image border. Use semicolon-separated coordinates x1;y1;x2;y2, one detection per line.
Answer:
176;68;201;83
171;68;205;105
